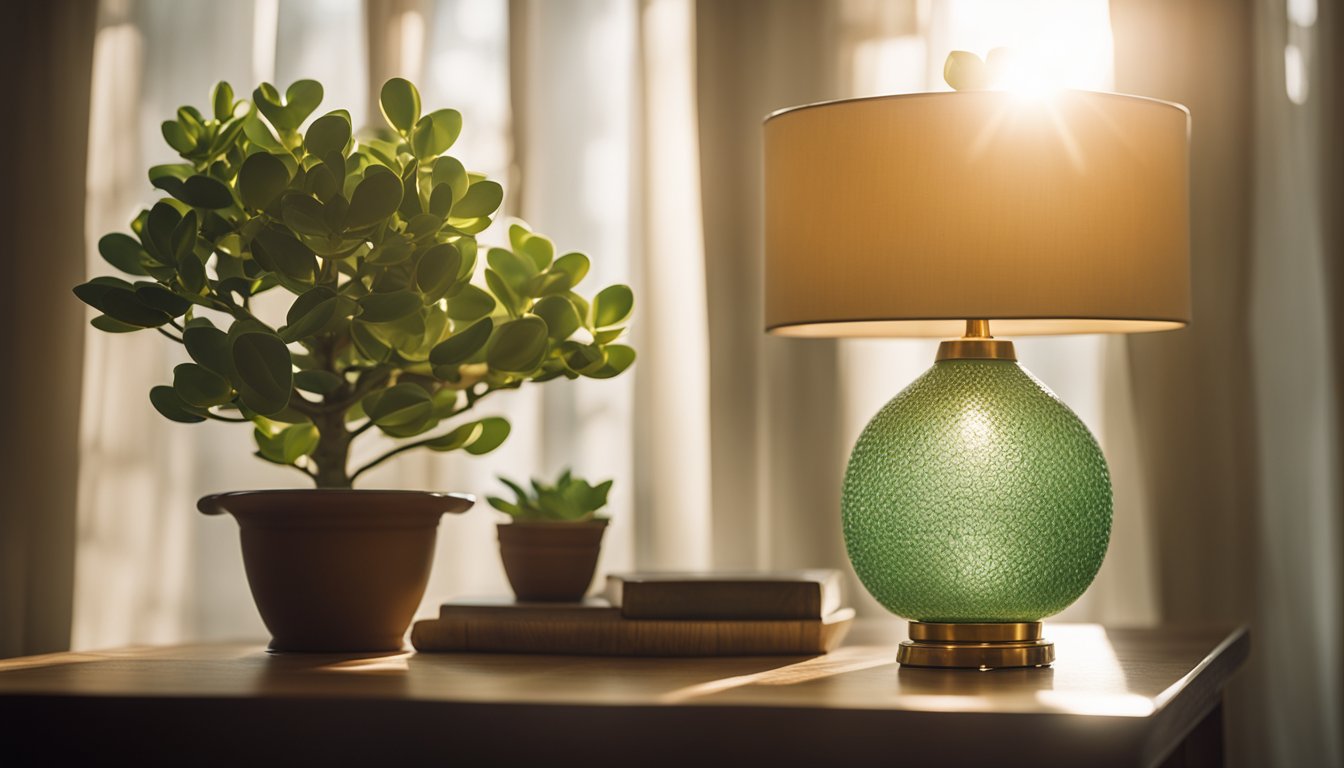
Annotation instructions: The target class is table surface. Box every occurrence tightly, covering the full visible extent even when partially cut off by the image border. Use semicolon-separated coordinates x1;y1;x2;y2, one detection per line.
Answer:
0;622;1248;767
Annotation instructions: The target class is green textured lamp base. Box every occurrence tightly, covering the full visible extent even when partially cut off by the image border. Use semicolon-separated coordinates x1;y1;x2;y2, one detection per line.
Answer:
896;621;1054;669
842;354;1113;637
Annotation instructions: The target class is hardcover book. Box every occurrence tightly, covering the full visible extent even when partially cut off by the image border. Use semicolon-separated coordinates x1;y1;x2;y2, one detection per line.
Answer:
603;569;842;620
410;597;854;656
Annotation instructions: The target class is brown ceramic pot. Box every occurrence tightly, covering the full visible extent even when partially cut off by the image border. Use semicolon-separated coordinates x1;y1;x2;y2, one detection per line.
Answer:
198;489;473;652
497;519;608;602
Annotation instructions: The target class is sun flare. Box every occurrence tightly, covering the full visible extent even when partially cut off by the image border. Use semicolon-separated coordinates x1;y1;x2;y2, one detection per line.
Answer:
948;0;1115;94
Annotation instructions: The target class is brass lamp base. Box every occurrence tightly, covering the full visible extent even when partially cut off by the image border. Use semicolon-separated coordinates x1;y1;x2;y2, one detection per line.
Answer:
897;621;1055;669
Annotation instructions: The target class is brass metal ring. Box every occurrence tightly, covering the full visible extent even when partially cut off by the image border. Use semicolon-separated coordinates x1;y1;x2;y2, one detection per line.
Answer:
935;338;1017;361
908;621;1043;643
897;638;1055;669
898;622;1054;669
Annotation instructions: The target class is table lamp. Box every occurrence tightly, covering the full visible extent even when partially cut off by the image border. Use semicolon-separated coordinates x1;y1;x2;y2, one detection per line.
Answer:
763;54;1190;669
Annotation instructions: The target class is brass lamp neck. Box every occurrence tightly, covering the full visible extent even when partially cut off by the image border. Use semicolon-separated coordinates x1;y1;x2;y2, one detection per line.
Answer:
936;319;1017;361
965;319;992;339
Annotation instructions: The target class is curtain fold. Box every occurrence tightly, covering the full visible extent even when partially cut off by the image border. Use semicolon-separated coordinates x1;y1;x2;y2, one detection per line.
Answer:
695;0;849;576
1323;9;1344;756
76;0;275;649
0;0;97;660
1247;0;1343;763
364;0;429;111
1111;0;1261;629
1111;1;1264;763
502;0;640;583
631;0;714;569
1113;0;1342;765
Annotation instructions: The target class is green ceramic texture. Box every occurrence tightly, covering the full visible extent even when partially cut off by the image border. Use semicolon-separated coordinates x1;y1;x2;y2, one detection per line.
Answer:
842;359;1112;622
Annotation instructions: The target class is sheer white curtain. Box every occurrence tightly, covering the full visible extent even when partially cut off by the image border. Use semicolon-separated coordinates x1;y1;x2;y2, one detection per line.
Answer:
76;0;1146;649
1249;0;1342;763
1109;0;1342;763
69;2;1344;764
81;0;273;646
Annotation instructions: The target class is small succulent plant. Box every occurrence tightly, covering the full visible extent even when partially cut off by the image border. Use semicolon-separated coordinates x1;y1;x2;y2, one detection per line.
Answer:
487;469;613;523
73;78;635;488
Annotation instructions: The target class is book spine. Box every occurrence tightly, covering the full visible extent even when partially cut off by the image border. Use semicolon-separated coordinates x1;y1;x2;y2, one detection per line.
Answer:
411;615;852;656
617;582;824;620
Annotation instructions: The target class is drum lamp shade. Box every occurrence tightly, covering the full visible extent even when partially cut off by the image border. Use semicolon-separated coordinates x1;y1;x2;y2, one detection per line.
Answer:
763;90;1191;338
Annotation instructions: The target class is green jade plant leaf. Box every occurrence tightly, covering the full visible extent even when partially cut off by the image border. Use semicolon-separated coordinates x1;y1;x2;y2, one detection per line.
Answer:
75;78;637;488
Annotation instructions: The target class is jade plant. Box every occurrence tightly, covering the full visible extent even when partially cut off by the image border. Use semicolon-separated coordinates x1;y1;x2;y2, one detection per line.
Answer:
487;470;612;523
74;78;635;488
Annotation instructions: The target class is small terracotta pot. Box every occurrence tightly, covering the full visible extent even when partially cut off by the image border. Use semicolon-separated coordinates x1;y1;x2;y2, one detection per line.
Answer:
497;519;608;602
198;489;473;652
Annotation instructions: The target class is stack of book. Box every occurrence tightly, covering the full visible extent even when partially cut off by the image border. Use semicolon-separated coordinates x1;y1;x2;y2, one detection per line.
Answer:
411;569;854;656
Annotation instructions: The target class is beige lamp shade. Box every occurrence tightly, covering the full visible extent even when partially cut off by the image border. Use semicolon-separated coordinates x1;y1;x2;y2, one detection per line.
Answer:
763;90;1191;337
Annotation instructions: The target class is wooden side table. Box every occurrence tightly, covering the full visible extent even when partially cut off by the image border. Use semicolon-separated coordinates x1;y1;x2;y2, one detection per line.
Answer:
0;623;1247;767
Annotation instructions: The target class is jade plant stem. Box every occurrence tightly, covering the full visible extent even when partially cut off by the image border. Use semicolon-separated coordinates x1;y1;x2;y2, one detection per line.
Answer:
152;322;512;489
346;385;499;485
310;409;354;488
297;334;504;487
304;384;499;488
